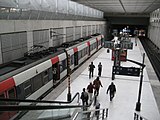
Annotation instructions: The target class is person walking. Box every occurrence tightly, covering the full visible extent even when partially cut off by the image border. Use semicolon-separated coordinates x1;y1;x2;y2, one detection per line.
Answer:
106;82;116;101
95;102;100;120
80;88;89;110
87;82;94;103
89;62;95;79
93;77;103;96
98;62;102;77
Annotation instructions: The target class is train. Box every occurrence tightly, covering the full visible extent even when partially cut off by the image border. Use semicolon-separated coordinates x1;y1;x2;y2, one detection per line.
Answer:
0;33;104;120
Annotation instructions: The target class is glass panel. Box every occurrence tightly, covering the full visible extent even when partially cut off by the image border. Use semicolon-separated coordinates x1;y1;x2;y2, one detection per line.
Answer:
8;88;16;99
24;80;32;97
0;94;6;105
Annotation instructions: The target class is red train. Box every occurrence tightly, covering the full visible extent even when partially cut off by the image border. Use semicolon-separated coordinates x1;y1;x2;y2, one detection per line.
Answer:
0;34;104;120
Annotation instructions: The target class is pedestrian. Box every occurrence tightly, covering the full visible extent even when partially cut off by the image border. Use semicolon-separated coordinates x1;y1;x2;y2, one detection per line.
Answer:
89;62;95;78
106;82;116;101
98;62;102;77
87;82;94;103
53;67;57;84
95;102;100;120
80;88;89;110
93;77;103;96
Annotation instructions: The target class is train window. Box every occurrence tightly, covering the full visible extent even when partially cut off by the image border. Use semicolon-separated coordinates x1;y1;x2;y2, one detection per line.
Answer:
0;94;6;105
85;48;87;54
44;70;48;76
78;51;81;59
8;88;16;99
43;70;49;84
48;68;53;81
8;88;16;105
83;49;85;57
91;44;93;50
81;50;84;57
32;74;43;92
24;80;32;98
0;94;6;115
59;59;67;73
80;51;82;58
71;55;74;65
94;43;96;48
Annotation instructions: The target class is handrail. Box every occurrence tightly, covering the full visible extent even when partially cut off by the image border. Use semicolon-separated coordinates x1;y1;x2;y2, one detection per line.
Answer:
0;92;80;104
0;105;83;111
80;108;108;114
72;107;109;120
134;112;148;120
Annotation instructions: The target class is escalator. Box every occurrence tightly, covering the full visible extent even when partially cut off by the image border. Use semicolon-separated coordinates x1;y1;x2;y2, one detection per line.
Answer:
0;93;109;120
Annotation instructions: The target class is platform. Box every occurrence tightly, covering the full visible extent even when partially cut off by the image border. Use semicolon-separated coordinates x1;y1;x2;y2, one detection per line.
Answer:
21;38;160;120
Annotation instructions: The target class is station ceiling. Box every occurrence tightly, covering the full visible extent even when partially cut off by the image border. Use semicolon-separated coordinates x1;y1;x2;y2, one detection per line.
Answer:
71;0;160;17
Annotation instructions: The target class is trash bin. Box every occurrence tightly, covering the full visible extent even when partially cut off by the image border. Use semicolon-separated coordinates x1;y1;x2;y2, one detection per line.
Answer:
107;49;110;53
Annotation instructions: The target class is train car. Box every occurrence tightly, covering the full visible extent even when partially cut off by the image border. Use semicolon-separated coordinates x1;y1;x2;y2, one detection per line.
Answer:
0;78;17;120
138;29;146;36
0;34;104;120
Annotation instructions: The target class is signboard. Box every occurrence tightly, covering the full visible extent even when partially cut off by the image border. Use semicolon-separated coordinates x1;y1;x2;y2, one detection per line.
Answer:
104;41;133;49
104;41;114;48
113;66;140;77
121;42;133;49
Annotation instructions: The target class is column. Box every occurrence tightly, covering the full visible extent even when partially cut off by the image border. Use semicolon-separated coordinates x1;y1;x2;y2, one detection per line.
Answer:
86;25;88;36
81;26;83;37
27;31;33;51
0;38;2;64
91;25;92;35
73;26;76;40
49;29;53;47
63;27;66;43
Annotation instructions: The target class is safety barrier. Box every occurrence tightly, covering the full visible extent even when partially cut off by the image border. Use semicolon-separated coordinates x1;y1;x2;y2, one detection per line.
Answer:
134;112;148;120
73;107;108;120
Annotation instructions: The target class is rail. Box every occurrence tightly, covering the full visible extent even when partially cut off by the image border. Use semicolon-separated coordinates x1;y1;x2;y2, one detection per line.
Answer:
134;112;148;120
73;107;109;120
0;92;79;104
0;104;83;111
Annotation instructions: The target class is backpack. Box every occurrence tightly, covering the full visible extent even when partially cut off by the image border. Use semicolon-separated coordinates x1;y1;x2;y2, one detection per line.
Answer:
110;85;116;92
81;92;88;100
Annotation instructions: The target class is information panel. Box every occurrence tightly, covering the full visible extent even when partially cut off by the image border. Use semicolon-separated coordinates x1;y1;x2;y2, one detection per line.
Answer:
104;41;114;48
113;66;140;77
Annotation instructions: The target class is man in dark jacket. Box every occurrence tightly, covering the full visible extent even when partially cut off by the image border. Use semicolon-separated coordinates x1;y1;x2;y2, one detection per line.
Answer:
81;88;89;106
98;62;102;77
93;77;103;96
87;82;94;103
107;82;116;101
89;62;95;78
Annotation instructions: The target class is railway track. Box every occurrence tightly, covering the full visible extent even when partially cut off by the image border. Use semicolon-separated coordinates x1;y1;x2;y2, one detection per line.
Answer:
139;36;160;81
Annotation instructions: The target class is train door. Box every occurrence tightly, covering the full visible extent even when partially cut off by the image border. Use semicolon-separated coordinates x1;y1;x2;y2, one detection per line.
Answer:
52;63;60;84
96;38;98;49
0;88;17;120
87;41;91;56
74;52;78;66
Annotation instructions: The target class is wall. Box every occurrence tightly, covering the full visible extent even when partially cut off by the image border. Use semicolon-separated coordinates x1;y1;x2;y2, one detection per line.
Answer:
0;20;106;64
148;23;160;49
148;9;160;49
108;17;149;25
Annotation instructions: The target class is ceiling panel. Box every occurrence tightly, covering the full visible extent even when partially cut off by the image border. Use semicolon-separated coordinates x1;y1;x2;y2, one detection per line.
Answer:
71;0;160;17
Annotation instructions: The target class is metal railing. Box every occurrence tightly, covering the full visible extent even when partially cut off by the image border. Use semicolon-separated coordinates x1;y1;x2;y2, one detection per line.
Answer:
0;92;80;119
0;92;80;105
73;107;109;120
134;112;148;120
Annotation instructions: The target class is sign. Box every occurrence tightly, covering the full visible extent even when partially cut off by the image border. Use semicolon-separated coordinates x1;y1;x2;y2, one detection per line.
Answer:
104;41;114;48
121;42;133;49
113;66;140;77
